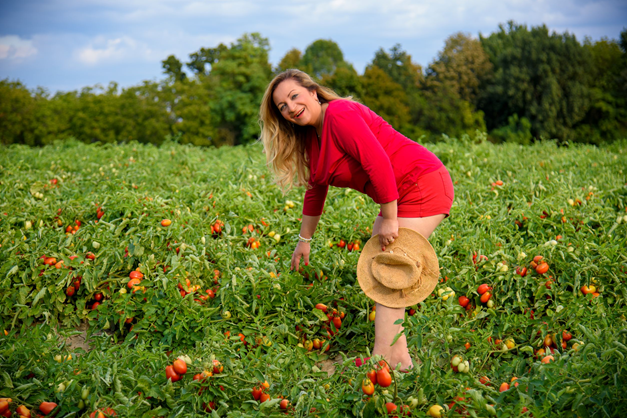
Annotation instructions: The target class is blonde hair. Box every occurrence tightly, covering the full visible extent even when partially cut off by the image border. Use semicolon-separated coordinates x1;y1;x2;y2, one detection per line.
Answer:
259;69;347;193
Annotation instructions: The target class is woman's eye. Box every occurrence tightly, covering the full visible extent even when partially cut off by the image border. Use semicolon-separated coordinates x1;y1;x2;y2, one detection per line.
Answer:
292;94;298;100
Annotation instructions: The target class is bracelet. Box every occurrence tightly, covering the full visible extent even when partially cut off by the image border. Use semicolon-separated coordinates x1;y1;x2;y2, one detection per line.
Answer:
298;234;313;243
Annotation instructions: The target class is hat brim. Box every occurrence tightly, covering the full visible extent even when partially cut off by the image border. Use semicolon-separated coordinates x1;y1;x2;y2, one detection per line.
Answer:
357;228;439;308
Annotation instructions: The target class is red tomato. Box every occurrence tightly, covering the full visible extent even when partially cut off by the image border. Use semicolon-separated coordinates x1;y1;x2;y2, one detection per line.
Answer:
260;393;271;403
252;387;262;400
94;292;103;301
86;252;96;260
206;289;215;298
129;271;143;280
315;303;328;312
516;266;528;277
376;368;392;387
332;317;342;329
280;399;290;410
535;262;549;274
385;402;397;414
44;257;57;266
66;286;75;297
477;284;491;295
173;359;187;375
562;330;572;341
337;240;346;248
458;296;470;308
91;301;100;310
533;255;544;263
39;402;57;415
127;278;141;289
366;369;377;385
165;365;180;382
480;292;492;303
499;382;510;392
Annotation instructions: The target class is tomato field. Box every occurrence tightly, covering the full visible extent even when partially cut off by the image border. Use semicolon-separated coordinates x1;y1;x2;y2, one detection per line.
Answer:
1;135;626;417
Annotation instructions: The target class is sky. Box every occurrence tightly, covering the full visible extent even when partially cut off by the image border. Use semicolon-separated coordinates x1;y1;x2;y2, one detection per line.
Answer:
1;0;625;94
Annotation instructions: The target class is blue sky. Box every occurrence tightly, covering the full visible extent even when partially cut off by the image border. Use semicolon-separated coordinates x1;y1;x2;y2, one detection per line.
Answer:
1;0;625;94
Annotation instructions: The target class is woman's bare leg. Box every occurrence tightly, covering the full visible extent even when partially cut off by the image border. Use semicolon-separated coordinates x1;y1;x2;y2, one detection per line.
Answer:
371;214;446;370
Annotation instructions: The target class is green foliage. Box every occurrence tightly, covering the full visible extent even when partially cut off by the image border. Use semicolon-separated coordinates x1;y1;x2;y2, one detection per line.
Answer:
301;39;349;81
479;21;593;142
161;55;187;82
1;139;627;415
491;114;533;144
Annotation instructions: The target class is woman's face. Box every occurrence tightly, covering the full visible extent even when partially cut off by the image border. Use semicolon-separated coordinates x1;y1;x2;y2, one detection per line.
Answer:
272;78;321;128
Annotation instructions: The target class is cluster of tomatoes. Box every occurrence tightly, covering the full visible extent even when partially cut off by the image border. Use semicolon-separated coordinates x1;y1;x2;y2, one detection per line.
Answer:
456;283;493;312
64;219;82;235
211;219;224;236
127;269;145;294
331;239;361;252
95;204;105;220
361;360;392;395
0;398;59;417
450;354;470;373
89;407;117;418
165;358;188;382
250;380;290;409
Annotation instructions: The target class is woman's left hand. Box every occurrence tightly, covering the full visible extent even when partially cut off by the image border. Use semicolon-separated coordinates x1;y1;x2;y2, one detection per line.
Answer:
379;218;399;250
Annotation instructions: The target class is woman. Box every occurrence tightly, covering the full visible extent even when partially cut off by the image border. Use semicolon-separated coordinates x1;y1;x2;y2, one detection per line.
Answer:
259;69;454;371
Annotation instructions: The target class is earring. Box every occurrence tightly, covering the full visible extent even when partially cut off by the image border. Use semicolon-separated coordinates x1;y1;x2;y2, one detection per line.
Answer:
318;100;321;105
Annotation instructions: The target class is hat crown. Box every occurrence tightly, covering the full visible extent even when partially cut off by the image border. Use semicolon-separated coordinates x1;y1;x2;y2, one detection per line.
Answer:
371;251;422;290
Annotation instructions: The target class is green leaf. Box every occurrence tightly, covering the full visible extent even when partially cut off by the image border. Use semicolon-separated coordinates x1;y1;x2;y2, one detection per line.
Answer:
32;287;47;307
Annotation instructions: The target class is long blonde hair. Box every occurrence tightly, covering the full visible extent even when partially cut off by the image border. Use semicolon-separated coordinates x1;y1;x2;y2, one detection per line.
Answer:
259;69;346;193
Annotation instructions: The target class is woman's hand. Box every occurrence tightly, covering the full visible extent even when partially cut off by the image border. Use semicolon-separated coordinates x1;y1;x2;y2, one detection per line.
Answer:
379;217;399;250
291;241;311;271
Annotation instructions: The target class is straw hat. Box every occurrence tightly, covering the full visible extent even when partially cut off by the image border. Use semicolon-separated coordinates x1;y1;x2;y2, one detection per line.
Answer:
357;228;439;308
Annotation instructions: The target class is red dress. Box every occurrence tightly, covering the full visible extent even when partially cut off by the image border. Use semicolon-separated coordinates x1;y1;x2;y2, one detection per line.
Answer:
303;100;446;217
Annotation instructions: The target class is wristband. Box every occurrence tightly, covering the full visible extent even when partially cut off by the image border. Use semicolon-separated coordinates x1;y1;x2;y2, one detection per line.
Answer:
298;234;313;243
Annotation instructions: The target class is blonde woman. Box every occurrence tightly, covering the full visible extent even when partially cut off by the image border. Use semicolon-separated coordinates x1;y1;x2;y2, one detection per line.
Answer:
259;69;454;371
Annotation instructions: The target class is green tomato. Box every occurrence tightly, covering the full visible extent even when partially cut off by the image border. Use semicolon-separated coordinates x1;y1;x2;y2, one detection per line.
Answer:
81;387;90;400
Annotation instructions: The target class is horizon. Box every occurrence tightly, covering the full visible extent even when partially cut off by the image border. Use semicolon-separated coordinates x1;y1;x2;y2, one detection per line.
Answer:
1;0;626;95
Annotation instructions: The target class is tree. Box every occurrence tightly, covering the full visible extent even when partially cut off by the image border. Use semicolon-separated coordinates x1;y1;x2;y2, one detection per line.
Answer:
301;39;347;80
276;48;302;73
371;44;423;92
424;33;493;105
208;33;273;145
359;66;411;134
479;21;593;142
187;44;229;76
162;55;187;82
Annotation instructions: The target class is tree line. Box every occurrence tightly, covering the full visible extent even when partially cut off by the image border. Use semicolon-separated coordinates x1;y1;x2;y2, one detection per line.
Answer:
1;22;626;147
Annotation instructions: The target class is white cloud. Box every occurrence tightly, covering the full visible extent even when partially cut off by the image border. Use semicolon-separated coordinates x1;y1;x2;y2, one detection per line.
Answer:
75;36;139;65
0;35;38;60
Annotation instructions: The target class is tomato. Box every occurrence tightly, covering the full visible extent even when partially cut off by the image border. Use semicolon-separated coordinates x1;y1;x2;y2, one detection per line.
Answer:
304;340;313;351
86;252;96;260
385;402;397;414
499;382;510;392
464;342;471;350
206;289;215;298
562;330;572;341
212;359;224;374
366;369;377;385
161;219;172;227
262;380;270;389
376;368;392;387
66;286;75;297
516;266;528;277
313;338;321;349
39;402;57;415
91;301;101;310
426;405;444;417
477;284;491;295
16;405;30;417
541;355;554;364
480;292;492;303
165;365;180;382
337;240;346;248
252;387;262;400
479;376;490;385
94;292;103;301
129;271;143;280
279;399;290;410
361;378;375;395
127;278;141;289
44;257;56;266
332;317;342;329
0;401;8;414
173;359;187;375
535;262;549;274
315;303;328;312
260;393;271;403
533;255;543;263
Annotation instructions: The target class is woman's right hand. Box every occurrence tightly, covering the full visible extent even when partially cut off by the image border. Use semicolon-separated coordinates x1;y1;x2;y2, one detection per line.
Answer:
291;241;311;271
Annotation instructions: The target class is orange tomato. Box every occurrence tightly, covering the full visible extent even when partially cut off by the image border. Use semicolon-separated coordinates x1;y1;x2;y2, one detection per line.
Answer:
376;368;392;388
535;262;549;274
173;359;187;375
161;219;172;227
361;378;375;395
